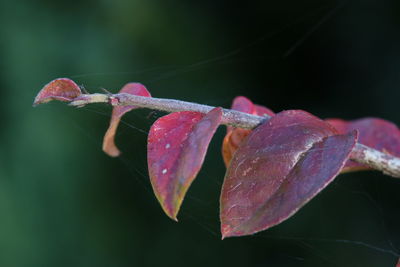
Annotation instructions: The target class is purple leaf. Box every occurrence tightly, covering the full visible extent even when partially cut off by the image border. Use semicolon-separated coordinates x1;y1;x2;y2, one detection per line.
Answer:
220;110;357;238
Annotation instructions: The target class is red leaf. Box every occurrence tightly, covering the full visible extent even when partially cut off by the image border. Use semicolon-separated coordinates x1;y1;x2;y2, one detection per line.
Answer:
222;96;274;166
220;110;357;238
326;118;400;172
102;83;151;157
33;78;82;106
147;107;222;220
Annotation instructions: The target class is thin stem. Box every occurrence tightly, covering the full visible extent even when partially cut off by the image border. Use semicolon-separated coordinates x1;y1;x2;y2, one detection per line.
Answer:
70;93;400;178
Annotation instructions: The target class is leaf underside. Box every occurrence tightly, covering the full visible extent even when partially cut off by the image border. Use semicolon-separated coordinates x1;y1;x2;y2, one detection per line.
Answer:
220;110;357;238
147;107;222;220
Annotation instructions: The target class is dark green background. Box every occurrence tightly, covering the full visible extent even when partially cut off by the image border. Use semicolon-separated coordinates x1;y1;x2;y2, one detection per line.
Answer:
1;0;400;266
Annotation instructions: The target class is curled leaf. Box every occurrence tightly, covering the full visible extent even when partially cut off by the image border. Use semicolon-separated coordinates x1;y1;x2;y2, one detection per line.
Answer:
222;129;252;167
222;96;274;166
220;110;357;238
33;78;82;106
326;118;400;172
147;107;222;220
102;83;151;157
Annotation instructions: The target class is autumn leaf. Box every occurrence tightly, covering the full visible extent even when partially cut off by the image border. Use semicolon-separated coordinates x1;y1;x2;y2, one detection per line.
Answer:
102;83;151;157
222;96;274;166
220;110;357;238
147;107;222;220
33;78;82;106
326;118;400;172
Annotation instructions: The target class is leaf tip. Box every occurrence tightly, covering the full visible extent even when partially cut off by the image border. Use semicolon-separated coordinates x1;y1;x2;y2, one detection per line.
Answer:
220;224;236;239
160;202;179;222
102;143;121;157
171;215;179;222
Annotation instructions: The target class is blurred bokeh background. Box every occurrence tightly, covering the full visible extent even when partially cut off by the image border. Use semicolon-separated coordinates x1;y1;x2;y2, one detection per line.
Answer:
1;0;400;266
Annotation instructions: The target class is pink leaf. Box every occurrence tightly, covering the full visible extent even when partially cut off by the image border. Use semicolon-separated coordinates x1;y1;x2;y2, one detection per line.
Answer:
231;96;255;115
33;78;82;106
222;96;274;166
147;107;222;220
326;118;400;172
102;83;151;157
220;110;357;238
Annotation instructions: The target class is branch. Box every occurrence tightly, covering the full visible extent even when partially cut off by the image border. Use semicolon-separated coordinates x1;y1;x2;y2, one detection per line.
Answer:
70;93;400;178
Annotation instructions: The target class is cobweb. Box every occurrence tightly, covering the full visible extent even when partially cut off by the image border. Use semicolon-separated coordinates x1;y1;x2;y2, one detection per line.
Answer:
65;2;400;265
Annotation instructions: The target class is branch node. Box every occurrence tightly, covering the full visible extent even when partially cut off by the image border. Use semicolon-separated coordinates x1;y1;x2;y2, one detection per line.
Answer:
109;96;119;106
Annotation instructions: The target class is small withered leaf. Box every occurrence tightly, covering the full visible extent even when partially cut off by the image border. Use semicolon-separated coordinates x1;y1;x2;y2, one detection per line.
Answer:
102;83;151;157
